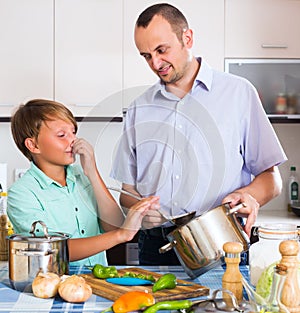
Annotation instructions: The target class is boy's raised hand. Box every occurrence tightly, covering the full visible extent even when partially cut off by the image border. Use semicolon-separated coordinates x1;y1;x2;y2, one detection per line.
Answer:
72;138;97;177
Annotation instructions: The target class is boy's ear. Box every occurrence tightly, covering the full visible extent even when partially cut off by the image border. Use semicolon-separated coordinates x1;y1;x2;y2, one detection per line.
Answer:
24;138;40;154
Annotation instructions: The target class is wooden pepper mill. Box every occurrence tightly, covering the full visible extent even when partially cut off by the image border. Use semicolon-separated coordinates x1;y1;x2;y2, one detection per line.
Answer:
222;242;243;304
279;240;300;313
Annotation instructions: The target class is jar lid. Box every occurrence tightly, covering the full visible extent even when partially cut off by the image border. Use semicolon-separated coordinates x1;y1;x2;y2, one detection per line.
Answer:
258;223;298;239
8;220;70;242
259;223;297;231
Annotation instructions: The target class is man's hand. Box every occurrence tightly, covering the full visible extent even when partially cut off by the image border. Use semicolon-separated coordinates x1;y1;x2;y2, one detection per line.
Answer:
222;191;259;237
141;201;168;229
120;184;166;229
120;196;160;241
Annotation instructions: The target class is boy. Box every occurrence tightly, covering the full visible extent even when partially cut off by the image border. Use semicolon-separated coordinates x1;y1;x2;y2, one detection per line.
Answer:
8;99;159;266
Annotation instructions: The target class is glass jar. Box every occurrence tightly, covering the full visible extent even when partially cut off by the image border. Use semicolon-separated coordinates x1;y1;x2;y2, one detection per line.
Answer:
275;93;287;114
268;264;287;312
249;223;298;286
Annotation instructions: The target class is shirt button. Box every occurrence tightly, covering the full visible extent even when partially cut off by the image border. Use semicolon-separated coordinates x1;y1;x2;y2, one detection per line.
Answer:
173;202;178;206
178;124;183;129
81;229;85;234
175;175;180;179
75;207;78;212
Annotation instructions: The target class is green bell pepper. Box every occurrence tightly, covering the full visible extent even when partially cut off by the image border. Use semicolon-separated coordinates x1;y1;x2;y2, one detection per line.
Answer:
152;273;177;292
92;264;119;279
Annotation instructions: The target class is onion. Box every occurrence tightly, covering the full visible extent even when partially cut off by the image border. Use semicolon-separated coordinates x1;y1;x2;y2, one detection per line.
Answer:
32;272;61;299
58;275;92;303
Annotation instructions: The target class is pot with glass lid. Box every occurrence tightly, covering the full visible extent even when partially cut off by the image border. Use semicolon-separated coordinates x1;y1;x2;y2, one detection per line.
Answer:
8;220;70;291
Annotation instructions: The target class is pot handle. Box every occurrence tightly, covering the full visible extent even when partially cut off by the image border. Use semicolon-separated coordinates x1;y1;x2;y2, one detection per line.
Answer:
225;203;250;246
13;248;58;256
225;202;246;215
30;220;50;239
159;241;177;254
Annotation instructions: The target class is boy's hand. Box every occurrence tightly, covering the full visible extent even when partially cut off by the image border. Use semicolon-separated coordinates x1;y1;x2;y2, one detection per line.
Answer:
120;196;160;240
72;138;97;177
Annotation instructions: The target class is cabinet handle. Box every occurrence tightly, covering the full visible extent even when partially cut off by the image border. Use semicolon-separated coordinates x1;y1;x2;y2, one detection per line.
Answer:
261;44;288;49
0;103;13;106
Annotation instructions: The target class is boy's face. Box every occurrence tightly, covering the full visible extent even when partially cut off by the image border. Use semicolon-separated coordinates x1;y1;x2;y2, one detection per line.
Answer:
32;118;76;167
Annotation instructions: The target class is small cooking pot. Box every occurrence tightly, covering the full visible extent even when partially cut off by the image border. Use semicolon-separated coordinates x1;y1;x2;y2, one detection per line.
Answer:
159;203;250;279
8;220;70;291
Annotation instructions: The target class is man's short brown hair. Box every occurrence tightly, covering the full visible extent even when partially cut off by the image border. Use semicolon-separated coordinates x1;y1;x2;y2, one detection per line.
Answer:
136;3;189;43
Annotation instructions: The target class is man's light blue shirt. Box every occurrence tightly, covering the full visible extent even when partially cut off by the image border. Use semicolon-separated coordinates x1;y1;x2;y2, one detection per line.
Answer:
111;58;287;217
8;162;107;266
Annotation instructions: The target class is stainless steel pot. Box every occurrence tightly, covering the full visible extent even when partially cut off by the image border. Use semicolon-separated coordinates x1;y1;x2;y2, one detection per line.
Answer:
159;203;250;279
8;221;70;291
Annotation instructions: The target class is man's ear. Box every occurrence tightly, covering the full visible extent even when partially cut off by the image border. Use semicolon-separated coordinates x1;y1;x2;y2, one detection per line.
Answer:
24;138;40;154
182;28;193;48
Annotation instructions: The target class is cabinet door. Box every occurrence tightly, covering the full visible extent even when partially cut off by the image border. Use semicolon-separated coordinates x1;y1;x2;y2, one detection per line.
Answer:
55;0;123;117
0;0;53;114
225;0;300;58
122;0;224;109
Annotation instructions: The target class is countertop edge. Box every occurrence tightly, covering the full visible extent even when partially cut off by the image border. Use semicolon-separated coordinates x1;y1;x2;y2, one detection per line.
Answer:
255;209;300;225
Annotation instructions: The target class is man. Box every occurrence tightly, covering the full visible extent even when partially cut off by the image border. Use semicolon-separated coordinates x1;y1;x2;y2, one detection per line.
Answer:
111;3;287;265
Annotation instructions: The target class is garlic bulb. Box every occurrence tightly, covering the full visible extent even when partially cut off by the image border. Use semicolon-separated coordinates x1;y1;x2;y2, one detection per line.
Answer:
58;275;92;303
32;272;61;299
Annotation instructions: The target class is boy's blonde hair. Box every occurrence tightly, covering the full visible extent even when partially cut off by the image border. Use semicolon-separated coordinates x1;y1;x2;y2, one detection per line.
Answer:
11;99;77;161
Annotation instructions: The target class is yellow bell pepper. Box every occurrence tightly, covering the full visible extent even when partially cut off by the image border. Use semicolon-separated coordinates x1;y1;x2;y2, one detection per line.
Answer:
112;291;155;313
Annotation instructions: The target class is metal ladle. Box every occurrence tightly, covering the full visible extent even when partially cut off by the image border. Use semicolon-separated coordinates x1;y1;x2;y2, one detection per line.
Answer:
107;186;196;227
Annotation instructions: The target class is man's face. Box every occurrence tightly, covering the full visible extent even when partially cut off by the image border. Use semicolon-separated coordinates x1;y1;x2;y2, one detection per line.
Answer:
134;15;193;86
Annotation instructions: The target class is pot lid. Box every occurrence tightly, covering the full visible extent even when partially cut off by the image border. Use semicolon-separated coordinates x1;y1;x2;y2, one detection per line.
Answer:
8;220;70;242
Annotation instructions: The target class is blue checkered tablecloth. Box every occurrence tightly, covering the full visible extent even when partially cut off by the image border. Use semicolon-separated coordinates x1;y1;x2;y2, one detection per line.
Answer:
0;262;250;313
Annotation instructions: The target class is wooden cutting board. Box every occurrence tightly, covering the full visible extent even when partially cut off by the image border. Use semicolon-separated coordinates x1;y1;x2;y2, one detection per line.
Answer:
80;267;209;301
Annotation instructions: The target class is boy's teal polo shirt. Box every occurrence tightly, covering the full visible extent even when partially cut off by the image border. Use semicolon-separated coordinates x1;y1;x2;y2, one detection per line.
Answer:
7;162;107;266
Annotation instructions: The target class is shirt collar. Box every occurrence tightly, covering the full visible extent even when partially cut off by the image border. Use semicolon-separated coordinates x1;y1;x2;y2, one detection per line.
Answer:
153;57;213;99
194;57;213;91
29;162;76;189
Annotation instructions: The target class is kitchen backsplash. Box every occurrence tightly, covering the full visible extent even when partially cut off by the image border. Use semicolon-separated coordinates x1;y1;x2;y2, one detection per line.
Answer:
266;123;300;211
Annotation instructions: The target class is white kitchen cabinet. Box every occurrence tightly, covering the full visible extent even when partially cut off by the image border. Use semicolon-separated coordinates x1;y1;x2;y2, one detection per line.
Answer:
122;0;224;109
225;0;300;58
55;0;123;117
0;0;53;115
0;1;225;117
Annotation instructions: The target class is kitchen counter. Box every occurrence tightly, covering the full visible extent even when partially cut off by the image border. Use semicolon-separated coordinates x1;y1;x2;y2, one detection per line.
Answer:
0;261;250;313
255;209;300;225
